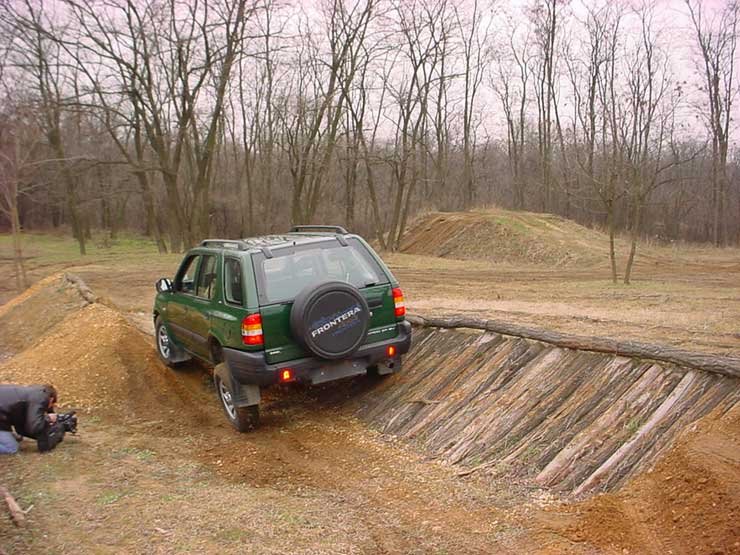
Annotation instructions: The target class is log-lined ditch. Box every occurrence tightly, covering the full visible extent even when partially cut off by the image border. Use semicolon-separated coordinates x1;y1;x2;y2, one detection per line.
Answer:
357;321;740;495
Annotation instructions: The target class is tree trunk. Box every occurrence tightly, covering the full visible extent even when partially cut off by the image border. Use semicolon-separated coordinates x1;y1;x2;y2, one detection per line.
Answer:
623;200;642;285
136;172;167;253
607;203;618;285
11;200;28;291
406;314;740;379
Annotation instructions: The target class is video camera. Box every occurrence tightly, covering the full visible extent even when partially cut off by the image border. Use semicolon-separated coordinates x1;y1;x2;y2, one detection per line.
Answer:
37;411;78;453
56;411;78;434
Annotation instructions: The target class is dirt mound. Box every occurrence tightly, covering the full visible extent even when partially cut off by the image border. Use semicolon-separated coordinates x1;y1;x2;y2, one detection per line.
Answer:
0;273;89;356
400;210;609;266
0;285;216;427
536;401;740;554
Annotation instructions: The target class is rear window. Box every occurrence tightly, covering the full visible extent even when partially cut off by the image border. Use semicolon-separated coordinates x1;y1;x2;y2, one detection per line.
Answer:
254;239;387;304
224;258;244;305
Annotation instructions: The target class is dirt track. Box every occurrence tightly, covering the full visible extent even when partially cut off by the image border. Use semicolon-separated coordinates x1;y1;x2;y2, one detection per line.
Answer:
2;232;740;553
0;276;541;554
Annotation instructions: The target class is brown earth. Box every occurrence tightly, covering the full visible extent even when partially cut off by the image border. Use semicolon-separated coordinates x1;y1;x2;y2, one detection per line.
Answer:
534;401;740;555
0;278;527;554
400;209;612;266
1;215;739;554
1;274;738;554
0;273;86;356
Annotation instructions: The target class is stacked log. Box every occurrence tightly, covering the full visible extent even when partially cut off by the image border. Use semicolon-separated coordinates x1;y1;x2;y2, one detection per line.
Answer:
356;324;740;496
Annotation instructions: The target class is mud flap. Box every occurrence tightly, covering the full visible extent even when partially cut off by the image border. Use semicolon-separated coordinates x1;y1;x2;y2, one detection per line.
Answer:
214;363;260;407
166;326;191;363
168;343;191;364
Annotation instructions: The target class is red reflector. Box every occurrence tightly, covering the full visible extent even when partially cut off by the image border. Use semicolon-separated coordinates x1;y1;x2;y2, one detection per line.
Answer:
387;346;396;357
392;287;406;317
280;369;294;382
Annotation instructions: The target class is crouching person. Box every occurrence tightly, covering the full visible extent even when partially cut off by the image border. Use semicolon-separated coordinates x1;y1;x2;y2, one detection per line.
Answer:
0;384;67;454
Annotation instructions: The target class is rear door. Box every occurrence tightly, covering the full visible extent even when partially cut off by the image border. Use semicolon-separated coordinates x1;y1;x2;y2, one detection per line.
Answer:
188;253;218;358
253;239;397;365
168;254;201;349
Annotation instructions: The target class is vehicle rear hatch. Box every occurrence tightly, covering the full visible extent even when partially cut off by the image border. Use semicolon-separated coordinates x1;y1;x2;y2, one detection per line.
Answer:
252;237;398;365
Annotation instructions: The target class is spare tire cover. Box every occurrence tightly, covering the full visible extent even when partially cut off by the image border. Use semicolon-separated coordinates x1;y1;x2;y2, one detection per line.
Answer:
290;280;370;360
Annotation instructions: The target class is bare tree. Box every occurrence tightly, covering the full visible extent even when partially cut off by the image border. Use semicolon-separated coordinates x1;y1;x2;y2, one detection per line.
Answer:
619;5;689;284
455;0;493;208
686;0;738;247
530;0;560;212
62;0;254;250
0;108;35;290
492;24;532;210
282;0;375;225
384;0;448;250
571;3;624;283
3;0;90;254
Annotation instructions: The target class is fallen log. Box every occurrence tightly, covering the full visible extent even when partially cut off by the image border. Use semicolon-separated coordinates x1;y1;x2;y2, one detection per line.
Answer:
0;486;26;527
407;314;740;379
62;273;97;304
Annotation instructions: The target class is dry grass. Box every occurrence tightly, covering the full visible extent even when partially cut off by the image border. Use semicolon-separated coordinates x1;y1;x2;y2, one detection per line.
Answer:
384;248;740;356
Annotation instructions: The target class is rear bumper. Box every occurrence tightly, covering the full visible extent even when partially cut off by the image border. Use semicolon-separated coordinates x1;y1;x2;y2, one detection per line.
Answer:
223;320;412;387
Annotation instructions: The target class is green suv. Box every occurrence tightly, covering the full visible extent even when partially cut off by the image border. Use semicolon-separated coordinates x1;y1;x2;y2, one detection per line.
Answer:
153;226;411;431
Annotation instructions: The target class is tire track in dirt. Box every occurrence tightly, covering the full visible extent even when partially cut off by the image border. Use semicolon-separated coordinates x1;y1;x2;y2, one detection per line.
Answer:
185;388;522;554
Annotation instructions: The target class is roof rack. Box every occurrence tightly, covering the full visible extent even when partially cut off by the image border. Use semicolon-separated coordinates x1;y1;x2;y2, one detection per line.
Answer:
200;239;249;250
289;225;348;235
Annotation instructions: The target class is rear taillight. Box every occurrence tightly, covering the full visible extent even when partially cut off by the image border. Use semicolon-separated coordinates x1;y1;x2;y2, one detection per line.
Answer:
392;287;405;317
242;313;263;345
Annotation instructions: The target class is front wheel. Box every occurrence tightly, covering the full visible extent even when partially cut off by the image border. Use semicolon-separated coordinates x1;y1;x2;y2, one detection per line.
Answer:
155;317;189;368
215;374;260;432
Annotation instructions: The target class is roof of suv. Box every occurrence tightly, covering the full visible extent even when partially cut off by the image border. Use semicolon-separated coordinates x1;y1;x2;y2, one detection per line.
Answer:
198;230;354;256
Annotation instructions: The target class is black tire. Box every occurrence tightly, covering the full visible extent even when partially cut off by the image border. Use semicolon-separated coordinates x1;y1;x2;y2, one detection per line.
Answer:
215;374;260;432
289;280;370;360
154;316;189;368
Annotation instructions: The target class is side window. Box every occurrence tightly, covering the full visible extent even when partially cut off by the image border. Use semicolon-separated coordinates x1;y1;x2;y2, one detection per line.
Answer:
224;258;244;305
196;255;217;299
175;255;200;294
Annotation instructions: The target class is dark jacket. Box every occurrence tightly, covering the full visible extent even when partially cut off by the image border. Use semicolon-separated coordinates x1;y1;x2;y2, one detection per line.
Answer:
0;384;54;439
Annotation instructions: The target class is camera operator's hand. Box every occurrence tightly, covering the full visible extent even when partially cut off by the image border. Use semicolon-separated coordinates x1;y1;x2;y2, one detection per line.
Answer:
47;413;58;424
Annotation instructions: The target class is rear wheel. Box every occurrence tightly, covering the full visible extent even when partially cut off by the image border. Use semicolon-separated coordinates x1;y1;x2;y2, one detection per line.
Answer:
215;374;259;432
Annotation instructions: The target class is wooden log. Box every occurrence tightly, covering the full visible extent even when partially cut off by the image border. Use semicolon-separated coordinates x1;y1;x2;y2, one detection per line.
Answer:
0;486;26;527
357;325;739;494
608;375;737;490
62;273;97;304
407;313;740;379
573;370;698;496
534;364;676;488
495;354;635;468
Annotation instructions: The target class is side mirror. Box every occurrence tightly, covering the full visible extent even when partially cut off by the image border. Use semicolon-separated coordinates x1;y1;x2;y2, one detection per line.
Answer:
156;278;173;293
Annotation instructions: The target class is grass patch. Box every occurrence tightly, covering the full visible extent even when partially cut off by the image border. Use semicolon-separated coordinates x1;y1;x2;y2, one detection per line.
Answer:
114;447;156;461
624;418;643;437
0;231;160;262
492;216;529;235
215;527;251;543
97;491;126;505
